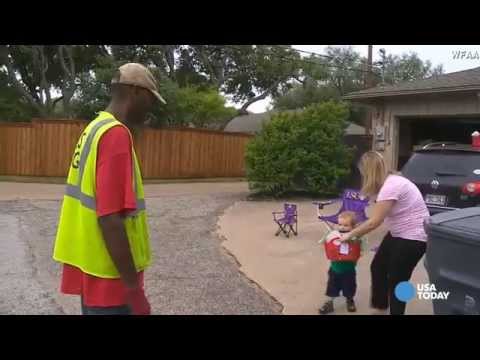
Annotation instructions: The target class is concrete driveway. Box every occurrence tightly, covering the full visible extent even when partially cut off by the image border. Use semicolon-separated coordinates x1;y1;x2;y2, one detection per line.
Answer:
218;198;434;315
0;181;281;315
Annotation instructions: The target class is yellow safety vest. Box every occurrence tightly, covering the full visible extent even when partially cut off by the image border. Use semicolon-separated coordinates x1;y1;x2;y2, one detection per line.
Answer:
53;111;151;278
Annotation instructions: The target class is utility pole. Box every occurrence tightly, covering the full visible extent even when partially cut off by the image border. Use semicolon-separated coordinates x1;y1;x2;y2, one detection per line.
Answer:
364;45;374;135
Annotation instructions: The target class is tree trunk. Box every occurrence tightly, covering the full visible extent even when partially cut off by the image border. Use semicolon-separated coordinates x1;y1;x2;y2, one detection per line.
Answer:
36;46;52;115
58;45;77;118
194;46;222;88
239;80;280;114
163;45;176;80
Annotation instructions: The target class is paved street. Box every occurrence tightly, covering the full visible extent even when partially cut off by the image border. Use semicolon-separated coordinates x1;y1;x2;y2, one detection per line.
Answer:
0;182;281;315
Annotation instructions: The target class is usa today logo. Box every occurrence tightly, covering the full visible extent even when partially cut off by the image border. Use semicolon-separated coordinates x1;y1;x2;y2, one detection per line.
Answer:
394;282;450;302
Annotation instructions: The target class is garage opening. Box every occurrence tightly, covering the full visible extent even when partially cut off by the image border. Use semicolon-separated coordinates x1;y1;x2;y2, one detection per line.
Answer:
397;116;480;169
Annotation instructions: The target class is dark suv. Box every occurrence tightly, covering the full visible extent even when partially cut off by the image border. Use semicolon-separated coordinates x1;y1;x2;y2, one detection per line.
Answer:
401;142;480;215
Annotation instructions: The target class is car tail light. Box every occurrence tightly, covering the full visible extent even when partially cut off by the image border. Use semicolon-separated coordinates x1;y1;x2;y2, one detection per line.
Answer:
462;181;480;196
473;131;480;148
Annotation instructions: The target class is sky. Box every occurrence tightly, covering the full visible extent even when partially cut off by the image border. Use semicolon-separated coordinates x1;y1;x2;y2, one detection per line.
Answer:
236;45;480;113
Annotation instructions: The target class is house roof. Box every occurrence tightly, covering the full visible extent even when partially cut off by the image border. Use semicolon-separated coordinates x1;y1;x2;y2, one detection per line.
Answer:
224;110;366;135
344;122;367;135
224;112;272;134
344;66;480;100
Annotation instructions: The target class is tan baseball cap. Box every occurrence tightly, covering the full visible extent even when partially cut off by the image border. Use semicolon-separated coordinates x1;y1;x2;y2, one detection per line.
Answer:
111;63;166;104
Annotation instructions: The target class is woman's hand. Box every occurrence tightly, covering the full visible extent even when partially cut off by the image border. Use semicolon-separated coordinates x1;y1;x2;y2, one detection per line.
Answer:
341;200;395;240
340;232;354;242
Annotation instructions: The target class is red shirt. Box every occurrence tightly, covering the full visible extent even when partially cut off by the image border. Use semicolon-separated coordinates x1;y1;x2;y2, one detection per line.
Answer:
61;125;144;307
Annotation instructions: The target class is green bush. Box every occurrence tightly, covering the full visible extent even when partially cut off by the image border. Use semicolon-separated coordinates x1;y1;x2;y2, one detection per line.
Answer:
245;101;353;196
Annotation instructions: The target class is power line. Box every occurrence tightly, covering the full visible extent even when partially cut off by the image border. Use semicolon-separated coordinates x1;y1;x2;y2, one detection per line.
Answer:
288;46;382;70
228;45;380;76
290;47;336;59
269;47;382;77
188;45;380;76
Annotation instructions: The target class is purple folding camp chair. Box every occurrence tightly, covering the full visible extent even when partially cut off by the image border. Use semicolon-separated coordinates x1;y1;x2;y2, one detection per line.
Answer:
272;203;298;238
313;189;369;231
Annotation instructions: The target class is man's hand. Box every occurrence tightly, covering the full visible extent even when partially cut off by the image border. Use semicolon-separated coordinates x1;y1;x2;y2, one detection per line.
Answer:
126;287;151;315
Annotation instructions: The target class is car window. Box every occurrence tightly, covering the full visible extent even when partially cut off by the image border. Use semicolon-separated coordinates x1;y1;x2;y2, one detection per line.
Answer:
402;152;480;178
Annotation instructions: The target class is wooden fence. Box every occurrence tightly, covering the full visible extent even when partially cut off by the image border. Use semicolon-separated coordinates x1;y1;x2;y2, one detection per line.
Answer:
0;119;253;179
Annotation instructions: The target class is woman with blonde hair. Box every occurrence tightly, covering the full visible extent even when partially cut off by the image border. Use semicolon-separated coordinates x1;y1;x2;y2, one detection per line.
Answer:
340;151;429;315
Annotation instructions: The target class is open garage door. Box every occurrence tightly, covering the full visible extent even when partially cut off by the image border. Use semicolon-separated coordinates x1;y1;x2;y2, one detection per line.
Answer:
398;117;480;169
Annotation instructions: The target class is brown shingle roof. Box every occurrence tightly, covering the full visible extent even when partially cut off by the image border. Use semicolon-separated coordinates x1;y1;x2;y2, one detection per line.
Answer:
344;66;480;100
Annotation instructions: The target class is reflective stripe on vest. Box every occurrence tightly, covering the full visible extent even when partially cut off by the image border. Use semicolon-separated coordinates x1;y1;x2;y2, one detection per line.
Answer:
64;118;146;215
65;184;146;212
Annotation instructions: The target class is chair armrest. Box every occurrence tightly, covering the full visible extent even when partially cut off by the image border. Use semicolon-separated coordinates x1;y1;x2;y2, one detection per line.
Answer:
272;212;284;221
312;200;337;209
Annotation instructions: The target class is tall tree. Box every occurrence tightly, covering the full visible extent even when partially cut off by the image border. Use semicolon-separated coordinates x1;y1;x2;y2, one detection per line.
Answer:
110;45;179;79
273;82;340;110
272;46;367;117
178;45;303;114
322;46;366;95
273;46;445;110
375;50;444;85
0;45;106;118
272;46;443;127
0;70;36;121
1;44;305;121
224;45;302;114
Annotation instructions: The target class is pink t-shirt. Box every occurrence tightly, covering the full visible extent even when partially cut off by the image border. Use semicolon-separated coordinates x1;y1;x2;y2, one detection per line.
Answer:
376;174;430;242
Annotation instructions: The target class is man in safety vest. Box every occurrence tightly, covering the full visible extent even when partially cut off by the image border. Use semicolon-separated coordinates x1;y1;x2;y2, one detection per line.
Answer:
53;63;166;315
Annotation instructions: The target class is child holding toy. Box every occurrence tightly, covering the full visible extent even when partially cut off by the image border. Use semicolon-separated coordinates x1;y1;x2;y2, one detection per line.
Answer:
318;211;365;314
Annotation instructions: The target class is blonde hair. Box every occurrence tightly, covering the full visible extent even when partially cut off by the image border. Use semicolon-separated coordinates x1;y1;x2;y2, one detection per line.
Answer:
338;211;358;227
358;151;389;196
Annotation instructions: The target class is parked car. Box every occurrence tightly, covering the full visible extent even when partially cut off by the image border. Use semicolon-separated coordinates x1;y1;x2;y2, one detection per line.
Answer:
401;142;480;215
